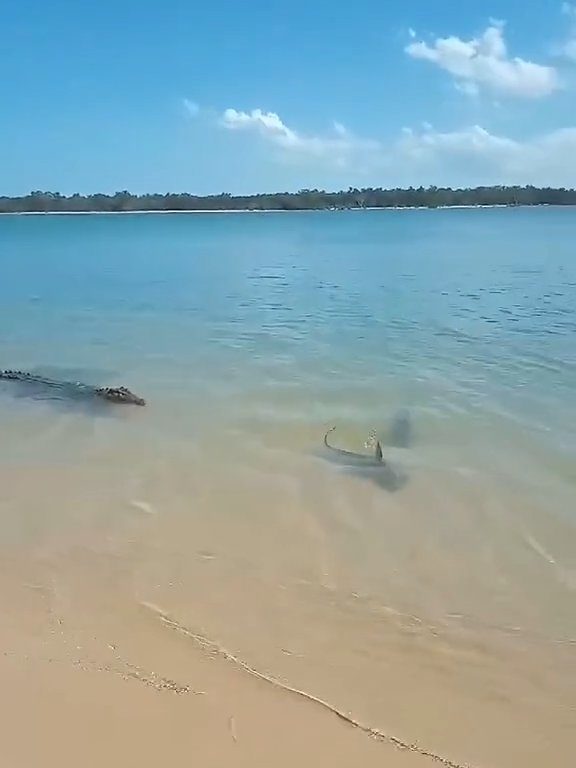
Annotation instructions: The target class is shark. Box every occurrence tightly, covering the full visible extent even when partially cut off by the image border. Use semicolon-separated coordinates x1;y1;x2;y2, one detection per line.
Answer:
321;424;407;492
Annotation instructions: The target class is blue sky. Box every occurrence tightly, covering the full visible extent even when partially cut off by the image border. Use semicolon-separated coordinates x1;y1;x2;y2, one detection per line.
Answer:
2;0;576;194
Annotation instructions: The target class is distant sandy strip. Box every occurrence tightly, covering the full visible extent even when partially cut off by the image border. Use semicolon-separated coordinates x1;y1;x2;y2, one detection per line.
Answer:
0;204;524;216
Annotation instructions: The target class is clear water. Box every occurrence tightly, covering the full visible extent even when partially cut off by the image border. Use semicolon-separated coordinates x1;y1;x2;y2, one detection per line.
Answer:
2;207;574;468
1;209;575;763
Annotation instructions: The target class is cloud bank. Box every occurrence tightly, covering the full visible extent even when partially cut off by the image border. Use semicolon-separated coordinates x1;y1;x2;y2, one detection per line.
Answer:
216;104;576;186
405;22;559;98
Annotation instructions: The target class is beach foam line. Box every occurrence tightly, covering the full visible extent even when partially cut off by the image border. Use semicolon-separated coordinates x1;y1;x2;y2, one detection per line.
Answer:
141;601;474;768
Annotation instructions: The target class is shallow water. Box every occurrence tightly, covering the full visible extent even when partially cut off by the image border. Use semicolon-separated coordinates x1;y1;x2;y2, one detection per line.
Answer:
1;208;575;767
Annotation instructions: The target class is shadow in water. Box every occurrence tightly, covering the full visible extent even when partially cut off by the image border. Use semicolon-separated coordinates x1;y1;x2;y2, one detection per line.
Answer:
341;462;408;492
0;366;129;417
29;364;116;385
382;408;413;448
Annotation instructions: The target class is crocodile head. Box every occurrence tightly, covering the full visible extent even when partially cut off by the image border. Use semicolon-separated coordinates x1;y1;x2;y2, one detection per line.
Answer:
96;386;146;406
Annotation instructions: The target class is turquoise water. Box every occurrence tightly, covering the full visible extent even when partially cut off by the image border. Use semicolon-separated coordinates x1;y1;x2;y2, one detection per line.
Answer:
0;208;575;638
1;208;575;454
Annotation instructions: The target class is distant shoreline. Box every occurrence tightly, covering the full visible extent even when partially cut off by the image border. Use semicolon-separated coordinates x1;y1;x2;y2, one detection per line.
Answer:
0;203;571;216
0;186;576;215
3;185;575;214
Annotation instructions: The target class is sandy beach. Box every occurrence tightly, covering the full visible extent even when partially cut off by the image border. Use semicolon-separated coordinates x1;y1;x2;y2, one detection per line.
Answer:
0;426;574;768
0;203;539;215
2;539;573;768
0;561;427;768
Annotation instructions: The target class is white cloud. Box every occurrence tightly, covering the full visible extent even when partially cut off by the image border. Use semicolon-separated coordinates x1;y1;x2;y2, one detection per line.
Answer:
332;121;349;137
396;124;518;166
406;21;559;98
560;3;576;60
220;107;380;167
392;124;576;186
205;101;576;186
565;42;576;60
565;39;576;59
221;108;299;147
182;98;200;117
220;106;576;185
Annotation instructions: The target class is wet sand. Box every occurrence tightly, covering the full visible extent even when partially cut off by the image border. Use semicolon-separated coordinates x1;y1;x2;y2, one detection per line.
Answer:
2;543;573;768
1;574;426;768
0;414;574;768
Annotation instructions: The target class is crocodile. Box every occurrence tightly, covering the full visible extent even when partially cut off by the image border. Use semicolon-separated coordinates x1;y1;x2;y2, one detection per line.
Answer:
0;370;146;406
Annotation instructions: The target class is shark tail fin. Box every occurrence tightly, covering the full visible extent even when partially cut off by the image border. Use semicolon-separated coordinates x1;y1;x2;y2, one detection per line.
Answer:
324;426;337;447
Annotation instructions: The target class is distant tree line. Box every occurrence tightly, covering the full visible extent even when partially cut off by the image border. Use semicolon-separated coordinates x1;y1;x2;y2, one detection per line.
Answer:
1;186;576;213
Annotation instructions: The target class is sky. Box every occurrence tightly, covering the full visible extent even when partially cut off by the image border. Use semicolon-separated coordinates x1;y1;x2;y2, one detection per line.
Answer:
2;0;576;195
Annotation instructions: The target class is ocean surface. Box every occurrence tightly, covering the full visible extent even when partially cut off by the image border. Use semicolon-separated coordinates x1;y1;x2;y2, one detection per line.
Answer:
1;208;575;767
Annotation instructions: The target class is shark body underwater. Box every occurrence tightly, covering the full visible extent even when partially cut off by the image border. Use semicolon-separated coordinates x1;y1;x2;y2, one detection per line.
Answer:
321;411;412;492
